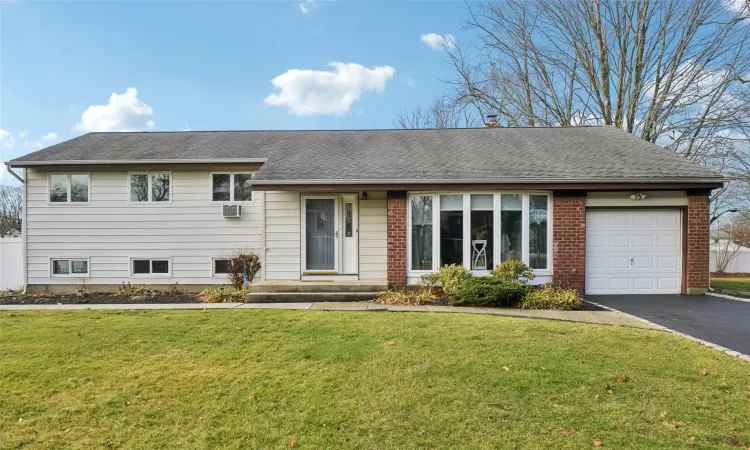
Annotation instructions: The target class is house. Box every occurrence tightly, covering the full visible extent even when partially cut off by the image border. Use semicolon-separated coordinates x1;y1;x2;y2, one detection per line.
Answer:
5;126;723;295
710;230;750;273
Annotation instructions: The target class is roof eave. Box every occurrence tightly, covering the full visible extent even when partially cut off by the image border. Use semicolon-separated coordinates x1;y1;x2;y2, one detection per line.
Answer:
5;158;269;168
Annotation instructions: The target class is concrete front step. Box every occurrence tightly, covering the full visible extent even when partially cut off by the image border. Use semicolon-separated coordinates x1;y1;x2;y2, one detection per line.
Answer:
252;283;387;293
245;292;381;303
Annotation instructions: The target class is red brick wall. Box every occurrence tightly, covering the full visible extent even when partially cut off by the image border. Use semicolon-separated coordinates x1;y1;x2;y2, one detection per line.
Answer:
687;193;710;293
552;192;586;292
711;272;750;279
387;194;407;288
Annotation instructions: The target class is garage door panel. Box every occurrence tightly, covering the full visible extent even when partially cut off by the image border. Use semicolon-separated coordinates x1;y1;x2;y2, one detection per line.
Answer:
609;235;630;248
609;214;630;227
633;277;654;290
585;210;681;294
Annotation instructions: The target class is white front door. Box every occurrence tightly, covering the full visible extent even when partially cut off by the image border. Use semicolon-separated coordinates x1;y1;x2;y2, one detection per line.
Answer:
304;197;339;272
341;194;359;274
585;210;682;294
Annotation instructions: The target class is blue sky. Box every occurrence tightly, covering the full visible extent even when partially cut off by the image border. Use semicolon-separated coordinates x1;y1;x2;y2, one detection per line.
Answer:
0;1;475;182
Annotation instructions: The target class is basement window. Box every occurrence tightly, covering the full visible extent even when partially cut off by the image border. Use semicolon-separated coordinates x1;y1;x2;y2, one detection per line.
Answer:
51;259;89;276
132;259;171;276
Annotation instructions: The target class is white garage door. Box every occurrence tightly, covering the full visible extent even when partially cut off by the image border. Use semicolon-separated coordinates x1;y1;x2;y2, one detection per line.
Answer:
586;210;682;294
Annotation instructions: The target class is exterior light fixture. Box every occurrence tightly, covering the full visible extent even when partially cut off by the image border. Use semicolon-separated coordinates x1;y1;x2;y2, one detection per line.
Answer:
362;192;368;200
629;192;648;201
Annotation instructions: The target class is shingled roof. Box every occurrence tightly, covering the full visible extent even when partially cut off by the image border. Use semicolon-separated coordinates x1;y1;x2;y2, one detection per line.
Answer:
7;126;724;185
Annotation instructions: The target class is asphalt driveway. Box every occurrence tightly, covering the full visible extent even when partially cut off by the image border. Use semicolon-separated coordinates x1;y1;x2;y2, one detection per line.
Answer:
586;294;750;355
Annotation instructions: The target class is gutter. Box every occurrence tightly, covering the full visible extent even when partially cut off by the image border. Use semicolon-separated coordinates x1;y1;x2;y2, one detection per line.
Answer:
250;177;727;185
5;158;269;168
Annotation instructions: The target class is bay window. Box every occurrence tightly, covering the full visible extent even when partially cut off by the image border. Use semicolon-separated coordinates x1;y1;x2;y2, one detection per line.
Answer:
470;194;493;270
410;196;433;271
528;194;549;270
407;192;551;275
500;194;522;262
439;195;463;266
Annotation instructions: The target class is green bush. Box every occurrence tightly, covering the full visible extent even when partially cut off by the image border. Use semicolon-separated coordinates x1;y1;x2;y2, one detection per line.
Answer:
437;264;472;296
491;259;535;282
450;278;529;307
520;285;583;310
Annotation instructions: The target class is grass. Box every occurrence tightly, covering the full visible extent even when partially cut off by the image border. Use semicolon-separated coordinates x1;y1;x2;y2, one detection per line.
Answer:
711;277;750;294
1;310;749;449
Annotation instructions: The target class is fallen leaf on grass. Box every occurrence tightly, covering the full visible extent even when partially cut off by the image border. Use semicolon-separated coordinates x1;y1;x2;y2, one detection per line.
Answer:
122;400;130;406
593;440;603;447
616;376;631;383
274;393;279;399
594;394;600;400
289;439;296;447
502;366;511;371
699;368;708;376
383;341;395;346
251;395;258;401
577;359;584;364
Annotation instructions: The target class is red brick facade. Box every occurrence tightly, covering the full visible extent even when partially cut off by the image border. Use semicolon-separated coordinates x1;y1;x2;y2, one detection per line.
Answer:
551;192;586;292
686;193;710;294
386;193;407;288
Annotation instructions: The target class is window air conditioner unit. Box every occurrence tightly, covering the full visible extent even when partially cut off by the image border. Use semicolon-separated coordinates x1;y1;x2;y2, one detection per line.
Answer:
222;204;242;218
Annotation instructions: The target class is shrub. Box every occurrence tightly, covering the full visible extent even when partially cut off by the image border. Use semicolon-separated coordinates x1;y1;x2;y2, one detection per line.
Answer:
420;272;442;288
227;253;262;289
376;287;441;306
450;278;530;307
491;259;535;283
199;287;250;303
520;285;582;310
437;264;472;295
119;282;156;296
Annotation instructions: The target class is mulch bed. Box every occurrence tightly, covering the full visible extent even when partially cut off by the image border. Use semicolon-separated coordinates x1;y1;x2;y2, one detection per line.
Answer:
0;293;200;305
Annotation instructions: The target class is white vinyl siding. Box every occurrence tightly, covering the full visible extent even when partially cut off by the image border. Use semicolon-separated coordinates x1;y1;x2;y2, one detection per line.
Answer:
264;191;302;281
25;168;262;286
358;193;387;280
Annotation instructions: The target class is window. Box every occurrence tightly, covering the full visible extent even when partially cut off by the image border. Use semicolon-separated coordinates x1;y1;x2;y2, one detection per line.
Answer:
213;258;231;275
410;195;433;270
132;259;170;275
49;174;89;203
470;194;494;270
500;194;523;262
130;173;171;203
528;195;549;270
407;192;551;275
212;173;253;202
51;259;89;276
440;194;463;266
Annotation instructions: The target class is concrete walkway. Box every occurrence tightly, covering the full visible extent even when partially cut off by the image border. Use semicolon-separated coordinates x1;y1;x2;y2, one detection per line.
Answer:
0;302;657;329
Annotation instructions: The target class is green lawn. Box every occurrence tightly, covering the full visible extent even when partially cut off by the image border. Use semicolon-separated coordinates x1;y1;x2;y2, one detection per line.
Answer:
1;310;749;449
711;278;750;294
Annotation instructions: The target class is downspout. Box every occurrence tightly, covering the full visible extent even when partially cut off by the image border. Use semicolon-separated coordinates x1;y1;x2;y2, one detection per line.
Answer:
6;166;24;183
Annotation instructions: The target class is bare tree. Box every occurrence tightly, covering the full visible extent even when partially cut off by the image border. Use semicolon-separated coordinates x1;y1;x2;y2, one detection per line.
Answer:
0;185;22;236
442;0;750;217
395;96;480;129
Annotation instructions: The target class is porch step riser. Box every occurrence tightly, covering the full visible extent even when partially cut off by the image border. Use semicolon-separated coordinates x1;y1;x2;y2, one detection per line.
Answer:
252;285;387;293
245;292;381;303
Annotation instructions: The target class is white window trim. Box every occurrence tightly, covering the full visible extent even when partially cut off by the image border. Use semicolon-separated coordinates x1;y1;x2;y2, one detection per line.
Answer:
406;191;553;280
50;257;90;278
211;257;232;278
130;257;172;277
209;172;255;205
128;171;173;205
47;173;91;206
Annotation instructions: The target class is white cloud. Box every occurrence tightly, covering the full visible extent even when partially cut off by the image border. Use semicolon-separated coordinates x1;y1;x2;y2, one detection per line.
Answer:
75;87;156;132
42;132;59;142
18;129;28;138
298;0;319;14
0;129;15;149
725;0;748;15
265;62;396;116
420;33;456;51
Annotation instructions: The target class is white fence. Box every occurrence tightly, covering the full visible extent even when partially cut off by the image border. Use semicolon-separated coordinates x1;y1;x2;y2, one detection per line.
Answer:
710;242;750;273
0;237;23;290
